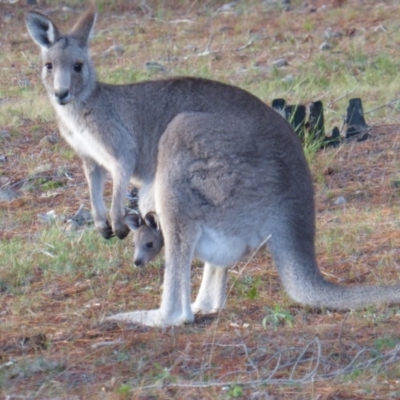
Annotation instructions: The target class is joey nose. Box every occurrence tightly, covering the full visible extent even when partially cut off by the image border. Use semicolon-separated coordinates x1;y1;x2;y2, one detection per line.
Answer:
134;259;143;268
55;89;70;104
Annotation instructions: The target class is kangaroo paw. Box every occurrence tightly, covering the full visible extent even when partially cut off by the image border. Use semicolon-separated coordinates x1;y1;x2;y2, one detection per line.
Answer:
114;224;130;240
98;220;114;239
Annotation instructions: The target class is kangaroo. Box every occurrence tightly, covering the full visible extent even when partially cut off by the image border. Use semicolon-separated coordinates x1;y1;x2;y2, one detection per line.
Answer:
125;212;164;268
26;6;400;327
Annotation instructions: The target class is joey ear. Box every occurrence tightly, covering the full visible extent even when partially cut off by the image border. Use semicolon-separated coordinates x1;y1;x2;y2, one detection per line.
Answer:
124;213;142;232
70;6;97;47
25;11;60;49
144;212;161;232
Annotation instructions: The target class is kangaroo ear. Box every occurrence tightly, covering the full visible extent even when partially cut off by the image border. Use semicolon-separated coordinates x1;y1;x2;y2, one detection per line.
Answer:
144;212;161;232
125;213;142;232
70;5;97;47
25;11;60;49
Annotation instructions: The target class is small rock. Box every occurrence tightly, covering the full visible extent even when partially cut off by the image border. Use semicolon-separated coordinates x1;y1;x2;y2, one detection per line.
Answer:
272;57;288;68
282;74;294;83
216;2;236;13
18;79;31;88
0;176;10;186
3;12;14;22
324;28;343;40
319;41;331;51
0;188;20;202
56;166;73;179
38;210;57;224
66;204;93;226
65;219;80;232
39;135;58;147
32;163;53;174
282;0;291;11
0;155;8;163
103;44;124;57
145;61;166;72
0;130;10;140
61;6;75;13
390;180;400;189
334;196;346;205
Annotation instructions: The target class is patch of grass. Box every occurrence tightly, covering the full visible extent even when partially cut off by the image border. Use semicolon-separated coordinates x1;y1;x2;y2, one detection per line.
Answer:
0;357;65;389
228;385;244;398
374;336;400;352
233;274;262;300
262;305;294;329
0;224;132;292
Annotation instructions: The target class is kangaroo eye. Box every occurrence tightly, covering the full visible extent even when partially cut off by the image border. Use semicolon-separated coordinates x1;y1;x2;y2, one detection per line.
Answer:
74;62;83;72
45;63;53;71
146;242;153;249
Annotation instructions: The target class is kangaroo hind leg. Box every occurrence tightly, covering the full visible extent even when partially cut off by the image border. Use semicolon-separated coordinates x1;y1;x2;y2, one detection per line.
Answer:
107;213;198;327
191;263;229;314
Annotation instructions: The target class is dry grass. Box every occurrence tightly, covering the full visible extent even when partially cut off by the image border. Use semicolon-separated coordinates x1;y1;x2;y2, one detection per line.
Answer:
2;0;400;398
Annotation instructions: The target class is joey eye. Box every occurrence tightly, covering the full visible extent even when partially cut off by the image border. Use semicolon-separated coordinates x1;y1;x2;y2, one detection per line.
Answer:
74;62;83;72
45;63;53;71
146;242;153;249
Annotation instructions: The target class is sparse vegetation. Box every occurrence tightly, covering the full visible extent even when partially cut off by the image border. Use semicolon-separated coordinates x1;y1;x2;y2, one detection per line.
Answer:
2;0;400;398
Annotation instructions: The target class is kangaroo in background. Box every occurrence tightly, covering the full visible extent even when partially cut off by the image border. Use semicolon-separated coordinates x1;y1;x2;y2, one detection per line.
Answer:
26;6;400;327
125;212;164;268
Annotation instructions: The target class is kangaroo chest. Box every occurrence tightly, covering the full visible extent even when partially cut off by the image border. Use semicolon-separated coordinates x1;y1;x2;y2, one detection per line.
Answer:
56;106;114;169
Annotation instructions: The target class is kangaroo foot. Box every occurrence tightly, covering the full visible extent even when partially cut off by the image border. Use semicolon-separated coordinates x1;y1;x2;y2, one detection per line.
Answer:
106;309;194;327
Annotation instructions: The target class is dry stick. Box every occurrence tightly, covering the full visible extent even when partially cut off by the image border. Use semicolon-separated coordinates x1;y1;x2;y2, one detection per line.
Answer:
91;339;124;349
236;39;253;52
239;341;259;372
364;97;400;115
302;338;322;382
338;312;349;349
198;32;216;57
289;337;321;381
187;0;199;13
140;343;400;390
21;51;34;68
202;343;258;381
216;369;257;381
327;87;359;109
263;351;282;381
153;18;195;24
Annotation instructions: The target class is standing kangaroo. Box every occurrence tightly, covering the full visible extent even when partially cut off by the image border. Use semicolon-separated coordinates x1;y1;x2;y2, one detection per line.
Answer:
26;6;400;327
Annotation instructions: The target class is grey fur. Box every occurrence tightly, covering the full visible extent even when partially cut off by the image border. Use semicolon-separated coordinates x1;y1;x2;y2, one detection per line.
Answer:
125;212;164;268
26;7;400;327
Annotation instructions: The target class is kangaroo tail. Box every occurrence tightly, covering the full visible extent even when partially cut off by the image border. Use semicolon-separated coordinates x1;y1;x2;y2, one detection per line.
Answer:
275;256;400;310
268;226;400;310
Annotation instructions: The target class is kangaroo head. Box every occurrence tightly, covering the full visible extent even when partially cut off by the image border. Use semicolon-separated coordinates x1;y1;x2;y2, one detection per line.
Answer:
25;7;97;106
125;212;164;268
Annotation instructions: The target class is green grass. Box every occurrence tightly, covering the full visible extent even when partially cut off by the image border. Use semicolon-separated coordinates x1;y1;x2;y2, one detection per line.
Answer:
0;225;131;289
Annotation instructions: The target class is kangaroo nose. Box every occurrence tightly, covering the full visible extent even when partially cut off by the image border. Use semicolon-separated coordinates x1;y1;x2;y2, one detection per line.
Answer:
134;259;143;268
55;89;70;104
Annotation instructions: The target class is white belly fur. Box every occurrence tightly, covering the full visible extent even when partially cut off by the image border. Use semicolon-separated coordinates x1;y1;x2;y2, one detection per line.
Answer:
56;106;115;169
195;227;262;267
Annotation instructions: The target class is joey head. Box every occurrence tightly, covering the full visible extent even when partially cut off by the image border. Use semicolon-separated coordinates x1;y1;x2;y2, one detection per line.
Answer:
125;212;163;268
